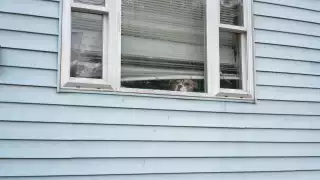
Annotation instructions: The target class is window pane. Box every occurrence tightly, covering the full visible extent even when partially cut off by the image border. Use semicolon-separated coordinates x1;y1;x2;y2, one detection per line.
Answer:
220;31;243;89
71;12;103;79
220;0;243;26
121;0;206;93
74;0;105;6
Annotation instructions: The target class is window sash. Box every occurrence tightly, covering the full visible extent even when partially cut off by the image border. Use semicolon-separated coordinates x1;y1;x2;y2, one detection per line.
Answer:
215;0;254;97
60;0;254;99
60;0;121;89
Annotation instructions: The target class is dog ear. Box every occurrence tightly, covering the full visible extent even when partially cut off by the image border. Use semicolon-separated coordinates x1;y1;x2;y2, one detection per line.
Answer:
191;80;198;90
189;80;197;87
168;80;175;90
168;80;173;86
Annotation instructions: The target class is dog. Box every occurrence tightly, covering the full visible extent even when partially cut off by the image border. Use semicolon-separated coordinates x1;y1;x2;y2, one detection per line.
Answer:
169;79;198;92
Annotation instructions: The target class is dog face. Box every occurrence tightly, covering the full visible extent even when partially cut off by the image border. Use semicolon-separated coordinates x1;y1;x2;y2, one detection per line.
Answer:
170;79;198;92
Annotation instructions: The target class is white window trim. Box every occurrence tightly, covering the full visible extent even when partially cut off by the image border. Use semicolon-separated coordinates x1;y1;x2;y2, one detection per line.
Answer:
60;0;255;101
212;0;254;99
60;0;121;89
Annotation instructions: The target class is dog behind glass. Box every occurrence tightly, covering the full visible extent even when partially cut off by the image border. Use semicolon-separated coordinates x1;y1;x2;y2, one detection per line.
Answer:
170;79;198;92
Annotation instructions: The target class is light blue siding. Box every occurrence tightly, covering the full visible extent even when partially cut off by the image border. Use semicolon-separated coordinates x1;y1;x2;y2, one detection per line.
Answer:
256;58;320;75
255;16;320;37
0;30;58;52
2;158;320;176
0;49;57;70
256;43;320;62
0;13;59;35
0;0;59;18
4;140;320;158
254;1;320;23
1;0;320;179
0;171;320;180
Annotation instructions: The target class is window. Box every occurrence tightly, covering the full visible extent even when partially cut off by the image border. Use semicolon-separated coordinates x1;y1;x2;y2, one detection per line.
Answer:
60;0;254;99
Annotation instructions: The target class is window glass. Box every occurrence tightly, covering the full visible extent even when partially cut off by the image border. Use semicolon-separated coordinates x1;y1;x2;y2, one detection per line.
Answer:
70;12;103;79
220;30;242;89
220;0;243;26
74;0;105;6
121;0;206;92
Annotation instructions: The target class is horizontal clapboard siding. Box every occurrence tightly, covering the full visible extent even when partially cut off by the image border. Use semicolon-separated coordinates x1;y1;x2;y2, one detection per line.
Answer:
2;102;320;129
0;48;57;70
256;0;320;11
0;13;59;35
256;30;320;50
0;0;59;18
3;121;320;142
0;171;320;180
256;43;320;62
2;158;320;176
1;0;320;179
0;30;58;52
255;16;320;37
256;58;320;75
4;140;320;158
257;86;320;102
254;2;320;23
2;85;320;114
1;102;320;129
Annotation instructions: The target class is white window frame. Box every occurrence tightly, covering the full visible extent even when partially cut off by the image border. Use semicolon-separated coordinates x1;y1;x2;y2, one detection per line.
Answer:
213;0;254;99
60;0;121;89
60;0;254;100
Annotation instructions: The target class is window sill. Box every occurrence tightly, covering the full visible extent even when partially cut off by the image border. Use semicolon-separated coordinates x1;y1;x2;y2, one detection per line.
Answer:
58;85;256;103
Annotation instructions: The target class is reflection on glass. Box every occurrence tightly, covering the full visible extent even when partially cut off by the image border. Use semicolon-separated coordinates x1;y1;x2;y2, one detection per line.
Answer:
220;0;243;26
71;12;103;79
121;0;206;92
220;30;242;89
74;0;105;6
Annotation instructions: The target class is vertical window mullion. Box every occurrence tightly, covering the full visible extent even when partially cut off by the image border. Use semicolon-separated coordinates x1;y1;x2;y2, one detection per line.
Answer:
206;0;220;95
106;0;121;89
240;33;247;91
60;0;72;87
246;0;254;95
102;13;109;83
241;0;248;92
240;0;254;95
243;0;248;29
102;0;109;86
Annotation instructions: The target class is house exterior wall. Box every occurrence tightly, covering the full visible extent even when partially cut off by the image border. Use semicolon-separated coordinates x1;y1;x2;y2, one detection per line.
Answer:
1;0;320;179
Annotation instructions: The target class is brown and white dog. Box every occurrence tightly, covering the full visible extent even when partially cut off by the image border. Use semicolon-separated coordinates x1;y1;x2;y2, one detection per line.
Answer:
170;79;198;92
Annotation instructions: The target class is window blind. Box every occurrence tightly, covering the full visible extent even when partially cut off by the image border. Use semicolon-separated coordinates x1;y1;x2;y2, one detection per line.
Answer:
121;0;241;82
70;0;242;85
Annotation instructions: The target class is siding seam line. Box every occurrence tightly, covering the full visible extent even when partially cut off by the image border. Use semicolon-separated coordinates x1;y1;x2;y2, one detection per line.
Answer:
2;169;320;177
2;119;320;130
0;101;319;116
254;14;320;26
254;0;320;13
